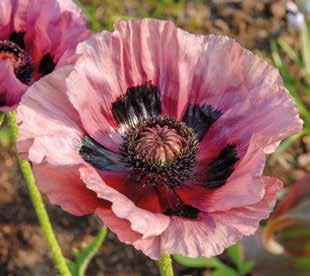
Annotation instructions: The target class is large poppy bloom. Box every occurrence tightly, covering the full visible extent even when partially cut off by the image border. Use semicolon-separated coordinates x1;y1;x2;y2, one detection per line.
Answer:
17;19;303;259
0;0;89;111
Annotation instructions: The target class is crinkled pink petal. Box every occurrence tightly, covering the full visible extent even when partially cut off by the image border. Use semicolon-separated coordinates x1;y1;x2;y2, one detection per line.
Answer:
113;20;205;120
178;136;266;212
65;19;205;151
0;0;13;39
22;0;90;69
33;163;104;215
108;176;281;260
17;66;84;165
0;60;27;111
198;66;302;160
96;208;162;260
96;208;142;244
79;165;170;239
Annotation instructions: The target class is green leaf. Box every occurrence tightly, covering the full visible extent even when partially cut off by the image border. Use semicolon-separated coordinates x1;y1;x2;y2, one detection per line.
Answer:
278;38;302;66
68;227;108;276
173;254;224;268
212;265;239;276
226;242;243;270
239;261;255;275
301;23;310;84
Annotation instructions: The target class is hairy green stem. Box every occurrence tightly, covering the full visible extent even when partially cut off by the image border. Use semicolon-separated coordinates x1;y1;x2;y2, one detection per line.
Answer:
158;252;174;276
6;111;71;276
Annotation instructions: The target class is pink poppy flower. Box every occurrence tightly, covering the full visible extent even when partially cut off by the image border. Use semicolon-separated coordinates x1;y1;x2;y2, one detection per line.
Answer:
0;0;90;111
17;19;303;259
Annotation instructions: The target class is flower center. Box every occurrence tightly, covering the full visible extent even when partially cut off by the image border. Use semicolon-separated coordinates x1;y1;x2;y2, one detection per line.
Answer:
121;116;199;187
136;125;183;162
0;40;34;85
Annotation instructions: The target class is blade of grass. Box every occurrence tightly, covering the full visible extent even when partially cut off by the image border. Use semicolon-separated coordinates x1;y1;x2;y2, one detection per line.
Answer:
278;38;302;66
301;24;310;84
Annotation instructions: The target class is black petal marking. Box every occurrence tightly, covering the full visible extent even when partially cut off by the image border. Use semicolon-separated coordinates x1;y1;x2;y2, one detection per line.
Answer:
156;184;199;219
204;144;239;189
0;94;5;107
38;54;55;77
182;104;222;141
79;135;128;172
112;82;161;127
9;32;25;49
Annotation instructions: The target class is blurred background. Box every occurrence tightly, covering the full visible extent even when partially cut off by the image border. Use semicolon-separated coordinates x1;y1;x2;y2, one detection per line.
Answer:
0;0;309;275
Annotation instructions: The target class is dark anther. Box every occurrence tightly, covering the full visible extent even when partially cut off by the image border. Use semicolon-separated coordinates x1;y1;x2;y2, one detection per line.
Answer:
182;104;222;141
0;40;34;85
79;135;128;172
38;54;55;77
9;32;25;49
112;82;161;127
204;144;239;188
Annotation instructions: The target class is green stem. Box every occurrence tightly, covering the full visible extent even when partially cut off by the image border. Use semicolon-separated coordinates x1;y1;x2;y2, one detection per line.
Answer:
6;111;71;276
158;252;174;276
78;227;108;276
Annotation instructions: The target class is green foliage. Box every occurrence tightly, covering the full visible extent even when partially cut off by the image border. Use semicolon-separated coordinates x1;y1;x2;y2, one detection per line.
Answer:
75;0;103;32
173;255;223;268
173;243;254;276
226;242;254;275
67;227;108;276
270;21;310;164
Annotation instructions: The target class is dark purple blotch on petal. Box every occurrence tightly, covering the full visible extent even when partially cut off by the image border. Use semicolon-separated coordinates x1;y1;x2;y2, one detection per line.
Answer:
165;203;200;219
182;104;222;141
204;144;239;188
112;82;161;127
156;185;200;219
79;135;128;172
38;54;55;77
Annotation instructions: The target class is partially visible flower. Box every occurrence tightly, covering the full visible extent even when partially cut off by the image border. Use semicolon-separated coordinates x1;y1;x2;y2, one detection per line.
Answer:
263;173;310;257
0;0;90;111
17;19;303;259
286;1;306;30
